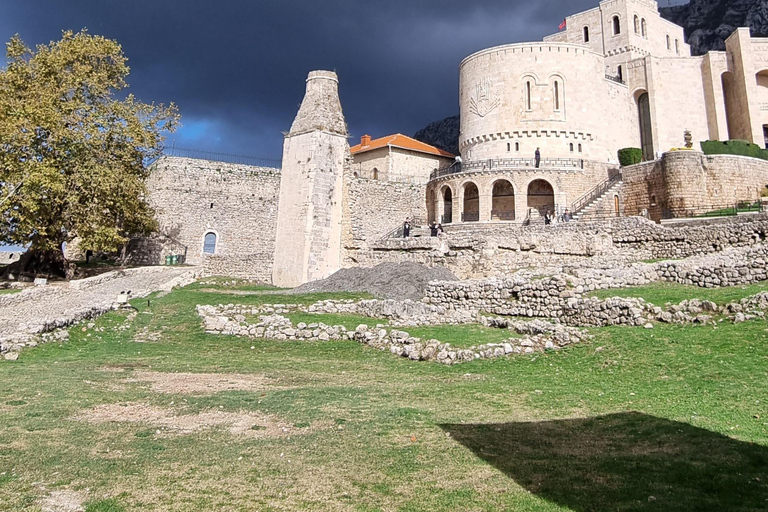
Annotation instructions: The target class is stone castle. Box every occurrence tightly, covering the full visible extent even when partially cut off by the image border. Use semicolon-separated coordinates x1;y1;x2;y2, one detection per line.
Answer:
130;0;768;286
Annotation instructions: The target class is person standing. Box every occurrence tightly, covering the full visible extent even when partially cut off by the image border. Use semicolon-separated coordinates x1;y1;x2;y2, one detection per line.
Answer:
544;209;553;225
563;208;572;222
430;221;439;237
403;217;411;237
535;147;541;168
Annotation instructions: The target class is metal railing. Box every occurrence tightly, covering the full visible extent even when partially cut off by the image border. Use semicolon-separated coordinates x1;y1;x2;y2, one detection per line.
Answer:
661;201;763;220
161;146;282;168
430;157;585;180
462;211;480;222
570;171;622;216
441;214;453;224
491;210;515;221
379;216;427;241
605;74;626;85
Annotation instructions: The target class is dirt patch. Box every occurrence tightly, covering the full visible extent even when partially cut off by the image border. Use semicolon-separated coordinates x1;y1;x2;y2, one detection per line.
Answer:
74;402;319;438
292;262;457;300
39;490;86;512
120;371;277;395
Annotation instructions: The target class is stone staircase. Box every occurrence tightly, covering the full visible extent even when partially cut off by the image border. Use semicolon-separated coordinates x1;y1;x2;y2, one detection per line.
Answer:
572;180;624;221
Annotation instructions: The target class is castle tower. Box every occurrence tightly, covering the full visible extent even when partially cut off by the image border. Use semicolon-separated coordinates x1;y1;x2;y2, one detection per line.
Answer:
271;71;349;287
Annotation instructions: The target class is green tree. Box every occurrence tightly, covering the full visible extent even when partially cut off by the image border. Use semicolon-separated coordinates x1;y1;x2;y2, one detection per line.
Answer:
0;30;179;277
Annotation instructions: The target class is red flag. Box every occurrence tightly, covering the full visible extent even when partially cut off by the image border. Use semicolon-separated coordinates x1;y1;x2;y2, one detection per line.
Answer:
559;19;567;30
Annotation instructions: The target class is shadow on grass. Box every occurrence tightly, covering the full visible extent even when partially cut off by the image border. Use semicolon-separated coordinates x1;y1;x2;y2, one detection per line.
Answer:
441;412;768;511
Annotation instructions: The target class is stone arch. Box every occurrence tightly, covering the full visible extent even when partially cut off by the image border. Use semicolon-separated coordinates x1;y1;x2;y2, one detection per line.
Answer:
491;179;516;221
636;90;654;161
583;26;590;43
633;15;639;34
527;179;555;217
202;231;218;255
549;73;565;112
462;181;480;222
522;73;539;111
372;167;379;180
614;194;620;217
641;18;647;37
612;14;621;35
440;184;454;224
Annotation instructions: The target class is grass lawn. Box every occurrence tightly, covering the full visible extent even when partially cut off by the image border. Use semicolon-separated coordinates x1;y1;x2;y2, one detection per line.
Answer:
0;288;21;295
587;279;768;305
0;283;766;511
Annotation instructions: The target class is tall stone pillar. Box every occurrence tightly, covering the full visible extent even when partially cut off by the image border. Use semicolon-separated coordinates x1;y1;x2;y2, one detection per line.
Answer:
272;71;349;288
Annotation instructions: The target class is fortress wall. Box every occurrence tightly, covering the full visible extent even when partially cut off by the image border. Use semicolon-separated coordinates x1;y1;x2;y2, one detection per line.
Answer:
645;56;710;153
343;215;768;279
342;176;427;264
622;152;768;219
459;43;613;161
135;156;280;279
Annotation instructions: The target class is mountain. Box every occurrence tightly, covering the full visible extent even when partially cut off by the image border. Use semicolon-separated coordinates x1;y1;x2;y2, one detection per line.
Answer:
660;0;768;55
415;1;768;154
413;115;459;156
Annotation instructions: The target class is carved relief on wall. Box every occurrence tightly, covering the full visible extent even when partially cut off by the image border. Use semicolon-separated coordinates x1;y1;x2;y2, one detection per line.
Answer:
469;78;500;117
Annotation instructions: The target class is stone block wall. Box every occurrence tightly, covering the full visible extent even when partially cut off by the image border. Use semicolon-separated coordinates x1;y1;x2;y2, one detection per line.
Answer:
622;152;768;220
342;174;427;265
131;156;281;279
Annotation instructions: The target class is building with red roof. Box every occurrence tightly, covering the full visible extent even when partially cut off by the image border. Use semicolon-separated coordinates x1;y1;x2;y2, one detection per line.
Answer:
350;133;455;184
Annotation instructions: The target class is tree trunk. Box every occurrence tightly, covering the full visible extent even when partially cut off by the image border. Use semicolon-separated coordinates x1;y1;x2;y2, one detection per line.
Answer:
2;248;74;280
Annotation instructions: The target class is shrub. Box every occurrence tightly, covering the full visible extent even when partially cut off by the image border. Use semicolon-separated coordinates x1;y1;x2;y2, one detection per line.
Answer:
700;140;768;161
618;148;642;166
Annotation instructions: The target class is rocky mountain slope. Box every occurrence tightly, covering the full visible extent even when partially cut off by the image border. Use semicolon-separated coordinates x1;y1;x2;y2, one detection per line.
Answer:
660;0;768;55
413;115;460;156
414;0;768;154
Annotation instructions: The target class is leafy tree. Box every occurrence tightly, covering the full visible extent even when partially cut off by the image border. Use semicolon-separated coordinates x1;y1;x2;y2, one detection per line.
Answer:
0;30;179;277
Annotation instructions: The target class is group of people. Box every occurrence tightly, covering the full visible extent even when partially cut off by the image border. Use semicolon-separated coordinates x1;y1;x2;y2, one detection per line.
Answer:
543;208;572;225
403;217;444;237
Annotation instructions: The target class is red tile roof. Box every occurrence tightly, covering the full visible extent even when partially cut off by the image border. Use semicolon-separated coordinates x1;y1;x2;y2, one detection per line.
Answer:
350;133;455;158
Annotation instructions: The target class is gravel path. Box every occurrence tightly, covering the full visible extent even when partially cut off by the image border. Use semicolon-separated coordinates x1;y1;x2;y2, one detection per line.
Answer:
1;267;195;355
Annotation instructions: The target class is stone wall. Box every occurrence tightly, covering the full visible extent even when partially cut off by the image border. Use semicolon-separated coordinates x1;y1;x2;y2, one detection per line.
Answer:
346;215;768;279
131;156;281;279
342;174;427;265
622;152;768;220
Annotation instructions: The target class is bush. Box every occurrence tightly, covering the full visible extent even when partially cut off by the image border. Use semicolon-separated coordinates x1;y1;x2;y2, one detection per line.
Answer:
700;140;768;161
618;148;642;166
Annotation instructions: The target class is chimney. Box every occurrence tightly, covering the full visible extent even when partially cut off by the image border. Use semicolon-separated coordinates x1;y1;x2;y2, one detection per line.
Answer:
361;134;372;147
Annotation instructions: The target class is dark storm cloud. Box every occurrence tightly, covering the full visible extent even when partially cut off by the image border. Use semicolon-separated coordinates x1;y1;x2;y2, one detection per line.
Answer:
2;0;605;159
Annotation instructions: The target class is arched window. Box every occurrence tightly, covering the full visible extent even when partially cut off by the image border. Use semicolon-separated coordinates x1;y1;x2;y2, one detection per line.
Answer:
203;232;217;255
612;16;621;35
569;143;574;152
641;18;647;37
526;81;532;110
634;15;639;34
583;26;590;42
553;80;560;110
507;142;511;152
372;167;379;180
617;65;623;82
515;142;520;151
666;35;671;50
578;143;583;152
675;39;679;54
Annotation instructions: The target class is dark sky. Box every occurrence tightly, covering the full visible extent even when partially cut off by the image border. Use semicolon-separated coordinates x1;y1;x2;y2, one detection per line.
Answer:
2;0;689;161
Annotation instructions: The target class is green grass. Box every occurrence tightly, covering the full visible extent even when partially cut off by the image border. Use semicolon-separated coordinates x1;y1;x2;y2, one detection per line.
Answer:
0;289;21;295
587;280;768;305
0;282;766;511
405;323;519;349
